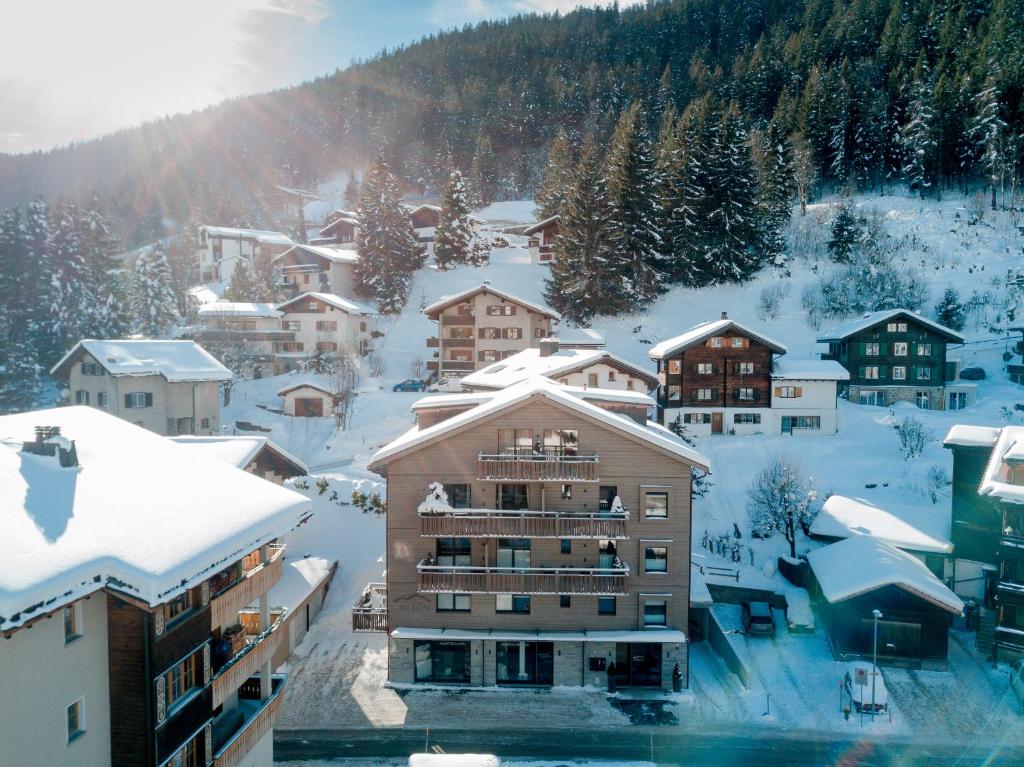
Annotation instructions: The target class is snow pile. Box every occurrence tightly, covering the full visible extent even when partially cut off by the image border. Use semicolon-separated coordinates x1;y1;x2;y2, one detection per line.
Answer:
417;482;451;515
270;556;334;613
979;425;1024;505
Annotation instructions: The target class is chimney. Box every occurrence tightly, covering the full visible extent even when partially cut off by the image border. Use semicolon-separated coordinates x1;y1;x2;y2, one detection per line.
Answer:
539;339;560;358
22;426;79;468
720;311;728;320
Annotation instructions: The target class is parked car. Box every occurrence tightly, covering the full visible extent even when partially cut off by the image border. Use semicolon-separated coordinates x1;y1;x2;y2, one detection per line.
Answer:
844;661;888;713
428;376;463;393
960;366;986;381
392;379;427;392
741;601;776;637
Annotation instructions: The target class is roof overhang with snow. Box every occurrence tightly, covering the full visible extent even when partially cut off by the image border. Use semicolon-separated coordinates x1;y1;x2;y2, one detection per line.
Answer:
943;424;1002;449
522;214;559;235
978;426;1024;505
817;309;965;344
648;318;787;360
51;339;233;383
276;291;376;316
771;359;850;381
170;435;308;476
422;284;560;320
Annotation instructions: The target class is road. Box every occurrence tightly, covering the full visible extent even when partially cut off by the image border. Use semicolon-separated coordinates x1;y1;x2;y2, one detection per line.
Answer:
275;727;1024;765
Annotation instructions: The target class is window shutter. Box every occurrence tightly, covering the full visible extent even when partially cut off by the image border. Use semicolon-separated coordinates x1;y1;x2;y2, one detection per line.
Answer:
124;394;132;408
155;675;167;723
753;389;760;401
857;366;864;379
145;393;153;407
795;387;803;397
478;328;486;339
774;386;782;397
879;342;889;355
857;342;865;356
879;366;888;379
203;644;211;685
733;363;740;376
690;390;697;402
732;389;739;400
711;389;718;400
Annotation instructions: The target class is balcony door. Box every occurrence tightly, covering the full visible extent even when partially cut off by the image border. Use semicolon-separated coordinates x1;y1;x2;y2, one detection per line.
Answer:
497;539;531;569
498;428;534;456
599;540;617;569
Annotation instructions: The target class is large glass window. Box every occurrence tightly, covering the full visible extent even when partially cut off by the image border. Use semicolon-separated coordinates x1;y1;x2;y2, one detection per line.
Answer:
599;540;618;569
498;484;529;510
643;600;668;627
598;597;616;615
644;546;668;573
543;429;579;456
644;491;668;519
436;594;471;612
495;594;531;613
444;484;471;509
496;641;553;685
436;538;471;566
414;640;471;683
164;653;199;711
497;539;531;569
498;428;533;455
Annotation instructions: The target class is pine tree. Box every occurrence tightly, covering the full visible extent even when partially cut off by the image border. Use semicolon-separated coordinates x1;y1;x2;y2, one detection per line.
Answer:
755;119;794;266
969;72;1008;209
24;197;58;367
343;173;361;211
469;133;500;207
901;59;938;197
251;253;281;303
790;132;818;216
604;102;664;307
226;259;257;302
535;134;574;222
434;169;473;270
354;153;425;313
49;201;95;352
934;287;966;331
79;201;128;338
665;99;713;286
131;244;179;337
544;137;627;324
827;194;861;263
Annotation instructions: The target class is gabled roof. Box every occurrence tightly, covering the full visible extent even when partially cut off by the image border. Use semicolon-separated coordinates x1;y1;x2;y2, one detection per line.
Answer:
648;317;787;359
0;407;310;632
807;536;963;614
943;424;1002;449
549;326;605;348
276;291;376;316
405;203;442;214
170;435;307;476
273;242;359;265
51;340;233;383
199;225;293;246
817;309;965;343
979;426;1024;505
198;302;282;319
522;214;559;235
809;495;952;554
461;347;657;391
319;217;359;236
277;379;340;397
369;377;708;472
422;283;560;320
771;359;850;381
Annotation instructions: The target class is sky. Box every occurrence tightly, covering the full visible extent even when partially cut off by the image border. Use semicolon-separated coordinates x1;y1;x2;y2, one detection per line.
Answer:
0;0;642;154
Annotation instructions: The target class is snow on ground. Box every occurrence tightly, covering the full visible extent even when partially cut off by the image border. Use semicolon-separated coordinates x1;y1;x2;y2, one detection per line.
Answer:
281;762;653;767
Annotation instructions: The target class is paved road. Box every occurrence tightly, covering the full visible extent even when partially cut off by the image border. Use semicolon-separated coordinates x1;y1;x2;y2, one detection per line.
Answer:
275;727;1024;765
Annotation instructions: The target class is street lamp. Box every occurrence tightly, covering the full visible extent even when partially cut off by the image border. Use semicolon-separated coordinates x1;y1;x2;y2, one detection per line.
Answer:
871;609;882;716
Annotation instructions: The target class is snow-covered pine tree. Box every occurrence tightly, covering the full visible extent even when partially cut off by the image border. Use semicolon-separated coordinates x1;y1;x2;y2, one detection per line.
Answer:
827;193;860;263
24;197;59;367
79;201;128;338
535;133;574;222
434;169;473;270
131;244;179;337
605;101;664;308
652;101;684;279
49;201;96;352
754;119;794;266
934;287;966;331
666;98;713;286
790;132;817;216
901;58;938;198
969;72;1008;210
226;258;257;302
469;133;499;207
543;137;628;324
343;173;361;211
251;253;281;303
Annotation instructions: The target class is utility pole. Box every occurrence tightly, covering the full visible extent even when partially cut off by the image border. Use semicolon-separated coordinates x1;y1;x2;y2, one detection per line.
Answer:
872;608;882;717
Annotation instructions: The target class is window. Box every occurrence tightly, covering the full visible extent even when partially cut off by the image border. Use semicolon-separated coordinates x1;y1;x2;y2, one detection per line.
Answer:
697;362;713;375
916;343;932;356
696;388;715;401
667;385;681;401
894;342;908;356
736;362;754;375
709;337;724;348
644;490;668;519
200;418;209;429
360;321;368;333
643;600;668;627
560;595;571;608
791;416;821;430
124;392;152;408
684;413;712;424
96;392;107;408
503;327;522;340
436;538;471;567
316;320;338;331
80;362;104;376
730;337;745;348
498;428;533;455
496;594;530;613
949;391;968;411
544;429;578;456
479;326;498;339
887;321;908;332
599;539;618;568
75;390;89;405
607;370;616;382
486;304;515;316
444;484;471;509
668;359;682;375
166;737;199;767
534;327;546;338
66;698;85;743
587;373;599;387
497;539;531;568
598;486;618;512
560;539;572;554
892;366;907;381
437;594;471;612
560;484;572;500
498;484;529;511
415;640;471;683
479;350;498;362
916;366;932;381
644;546;668;573
777;386;799;398
735;388;757;401
859;390;884;407
316;341;338;352
165;590;193;623
282;320;301;331
451;326;474;339
64;604;82;644
626;379;635;390
164;653;199;711
307;300;319;310
865;343;880;356
864;366;880;380
733;413;761;424
916;391;932;409
598;597;616;615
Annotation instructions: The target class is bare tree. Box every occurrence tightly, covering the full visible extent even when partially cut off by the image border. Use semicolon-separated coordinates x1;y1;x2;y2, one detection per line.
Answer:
896;414;932;460
747;454;819;559
791;132;817;216
331;349;360;430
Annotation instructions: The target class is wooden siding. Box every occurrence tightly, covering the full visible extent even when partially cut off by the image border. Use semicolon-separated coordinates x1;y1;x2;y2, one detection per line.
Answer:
210;546;284;629
823;317;951;388
417;565;629;595
477;453;599;482
211;620;282;709
213;677;284;767
419;509;628;539
658;331;775;412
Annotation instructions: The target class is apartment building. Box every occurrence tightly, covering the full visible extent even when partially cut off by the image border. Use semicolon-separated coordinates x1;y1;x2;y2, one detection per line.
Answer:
275;292;377;370
195;302;290;376
51;340;232;436
818;309;967;410
363;377;710;690
272;243;359;299
424;283;559;381
0;407;310;767
196;226;293;284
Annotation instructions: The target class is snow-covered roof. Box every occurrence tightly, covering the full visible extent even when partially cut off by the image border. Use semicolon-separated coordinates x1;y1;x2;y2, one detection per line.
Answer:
0;407;310;632
522;214;559;235
277;292;376;316
809;495;952;554
943;424;1002;449
979;426;1024;505
319;217;358;236
771;359;850;381
410;392;495;410
548;326;605;348
274;242;359;265
807;536;963;614
200;225;293;246
461;347;656;391
269;556;334;613
188;285;221;306
197;302;282;319
648;317;787;359
405;203;442;214
277;378;340;397
274;184;320;199
169;435;308;475
51;339;233;383
370;377;707;471
471;200;539;225
422;283;560;320
816;309;965;343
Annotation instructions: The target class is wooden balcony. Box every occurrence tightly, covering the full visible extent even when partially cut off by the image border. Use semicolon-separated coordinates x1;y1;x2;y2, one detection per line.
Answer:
426;336;439;348
440;360;476;372
442;338;476;348
419;508;628;539
441;314;476;326
477;453;599;482
417;562;628;595
212;675;285;767
211;612;285;708
210;545;284;629
352;583;388;632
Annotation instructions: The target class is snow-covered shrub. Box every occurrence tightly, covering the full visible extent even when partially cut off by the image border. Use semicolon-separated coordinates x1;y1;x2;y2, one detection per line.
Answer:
926;465;950;504
757;282;789;320
934;287;966;330
747;454;819;558
896;415;932;460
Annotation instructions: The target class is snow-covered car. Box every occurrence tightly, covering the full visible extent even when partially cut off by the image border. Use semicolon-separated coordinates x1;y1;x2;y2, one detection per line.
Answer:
393;379;427;392
428;376;464;393
741;601;776;637
844;661;888;713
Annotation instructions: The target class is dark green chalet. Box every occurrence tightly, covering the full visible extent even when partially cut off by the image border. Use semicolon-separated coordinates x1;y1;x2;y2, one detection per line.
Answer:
818;309;966;410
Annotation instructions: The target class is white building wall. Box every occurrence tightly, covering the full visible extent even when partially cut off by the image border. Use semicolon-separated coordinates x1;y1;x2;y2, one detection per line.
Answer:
282;308;372;357
768;378;840;435
660;407;769;436
555;363;652;393
0;596;111;767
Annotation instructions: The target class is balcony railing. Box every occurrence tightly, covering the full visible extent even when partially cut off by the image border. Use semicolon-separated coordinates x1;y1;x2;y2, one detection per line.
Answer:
212;675;285;767
441;314;476;326
417;562;628;595
352;583;388;632
211;611;286;709
477;453;600;482
426;336;439;348
419;508;628;539
440;360;476;372
210;545;285;629
442;338;476;348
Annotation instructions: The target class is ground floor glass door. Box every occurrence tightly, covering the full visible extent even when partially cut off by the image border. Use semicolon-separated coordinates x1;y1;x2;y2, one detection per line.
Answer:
496;641;554;685
616;643;662;687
